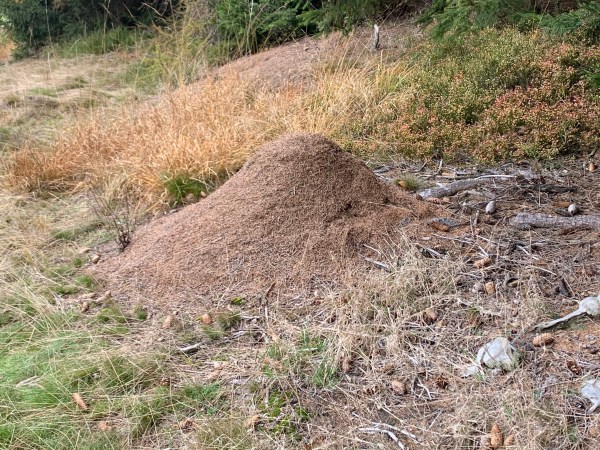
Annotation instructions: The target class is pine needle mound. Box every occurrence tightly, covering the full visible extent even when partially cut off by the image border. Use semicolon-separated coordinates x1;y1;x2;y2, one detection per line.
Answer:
98;133;437;309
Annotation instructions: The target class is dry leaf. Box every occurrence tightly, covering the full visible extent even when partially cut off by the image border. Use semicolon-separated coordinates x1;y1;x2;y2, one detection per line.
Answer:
391;379;407;394
71;392;88;410
162;315;173;329
97;421;111;432
567;360;582;375
490;423;503;449
434;374;449;389
341;357;352;373
178;418;197;431
474;257;492;269
484;281;496;295
363;384;379;395
429;220;450;232
246;414;261;429
423;307;438;324
532;333;554;347
201;313;213;325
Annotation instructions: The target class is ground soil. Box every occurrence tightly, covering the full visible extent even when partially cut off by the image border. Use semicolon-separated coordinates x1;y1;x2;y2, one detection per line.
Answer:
212;21;420;88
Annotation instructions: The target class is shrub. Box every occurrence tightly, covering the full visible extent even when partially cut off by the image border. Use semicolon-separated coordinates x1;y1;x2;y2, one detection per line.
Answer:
420;0;600;42
214;0;320;56
387;30;600;160
0;0;176;55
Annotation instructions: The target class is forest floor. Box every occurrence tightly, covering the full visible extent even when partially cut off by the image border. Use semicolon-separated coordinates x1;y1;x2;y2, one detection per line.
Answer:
1;22;600;450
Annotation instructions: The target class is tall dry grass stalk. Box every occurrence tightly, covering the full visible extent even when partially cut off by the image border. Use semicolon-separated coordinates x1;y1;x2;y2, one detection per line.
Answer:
8;49;410;208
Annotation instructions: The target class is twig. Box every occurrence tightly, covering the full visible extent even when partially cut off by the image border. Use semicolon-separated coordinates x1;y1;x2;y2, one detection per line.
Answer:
373;422;420;443
178;342;203;354
511;212;600;230
358;427;405;449
415;244;443;258
363;256;391;272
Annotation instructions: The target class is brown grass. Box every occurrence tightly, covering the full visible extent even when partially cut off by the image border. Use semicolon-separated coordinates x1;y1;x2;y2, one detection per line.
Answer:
7;47;410;207
0;32;13;62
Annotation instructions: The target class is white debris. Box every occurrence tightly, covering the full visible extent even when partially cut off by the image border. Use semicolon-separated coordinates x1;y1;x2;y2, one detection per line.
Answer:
476;337;519;371
485;200;496;214
568;203;581;216
460;337;519;377
536;292;600;330
581;379;600;413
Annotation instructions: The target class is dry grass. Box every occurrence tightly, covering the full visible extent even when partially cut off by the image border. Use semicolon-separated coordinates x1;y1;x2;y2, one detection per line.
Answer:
7;44;411;207
6;28;600;210
0;41;13;62
151;226;599;449
0;28;13;62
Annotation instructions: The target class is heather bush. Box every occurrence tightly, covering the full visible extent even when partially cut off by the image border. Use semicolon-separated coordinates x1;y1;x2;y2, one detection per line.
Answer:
387;30;600;160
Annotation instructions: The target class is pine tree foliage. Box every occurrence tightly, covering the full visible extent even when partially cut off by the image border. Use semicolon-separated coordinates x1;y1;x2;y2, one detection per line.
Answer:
0;0;175;53
421;0;600;43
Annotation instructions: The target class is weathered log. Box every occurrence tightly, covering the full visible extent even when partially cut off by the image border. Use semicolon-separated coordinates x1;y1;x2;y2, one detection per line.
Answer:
511;213;600;230
417;175;513;199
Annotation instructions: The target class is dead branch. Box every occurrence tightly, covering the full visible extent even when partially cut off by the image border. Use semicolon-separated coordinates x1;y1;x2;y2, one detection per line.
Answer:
417;175;514;199
370;24;380;52
179;342;204;354
510;213;600;230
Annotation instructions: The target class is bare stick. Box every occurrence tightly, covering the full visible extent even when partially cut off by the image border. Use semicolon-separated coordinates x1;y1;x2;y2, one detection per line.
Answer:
511;213;600;230
359;427;405;449
370;24;380;52
363;256;391;272
179;342;203;354
417;176;513;199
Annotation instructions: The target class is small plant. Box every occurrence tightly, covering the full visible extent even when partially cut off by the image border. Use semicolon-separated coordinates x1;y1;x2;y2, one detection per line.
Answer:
216;311;241;330
88;181;141;252
162;173;209;206
180;382;225;415
231;296;245;306
396;174;427;192
201;310;241;340
133;303;148;321
75;274;95;290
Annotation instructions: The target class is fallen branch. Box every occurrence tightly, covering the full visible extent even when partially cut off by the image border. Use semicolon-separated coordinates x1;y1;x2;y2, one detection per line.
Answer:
510;213;600;230
179;342;203;354
417;175;514;199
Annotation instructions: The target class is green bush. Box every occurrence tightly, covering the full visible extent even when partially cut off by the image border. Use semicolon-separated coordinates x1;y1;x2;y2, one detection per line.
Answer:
214;0;320;55
420;0;600;42
0;0;176;56
211;1;419;57
386;29;600;160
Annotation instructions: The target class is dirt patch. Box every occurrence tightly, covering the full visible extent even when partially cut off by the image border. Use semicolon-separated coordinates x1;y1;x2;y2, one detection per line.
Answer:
97;133;439;311
212;20;420;88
